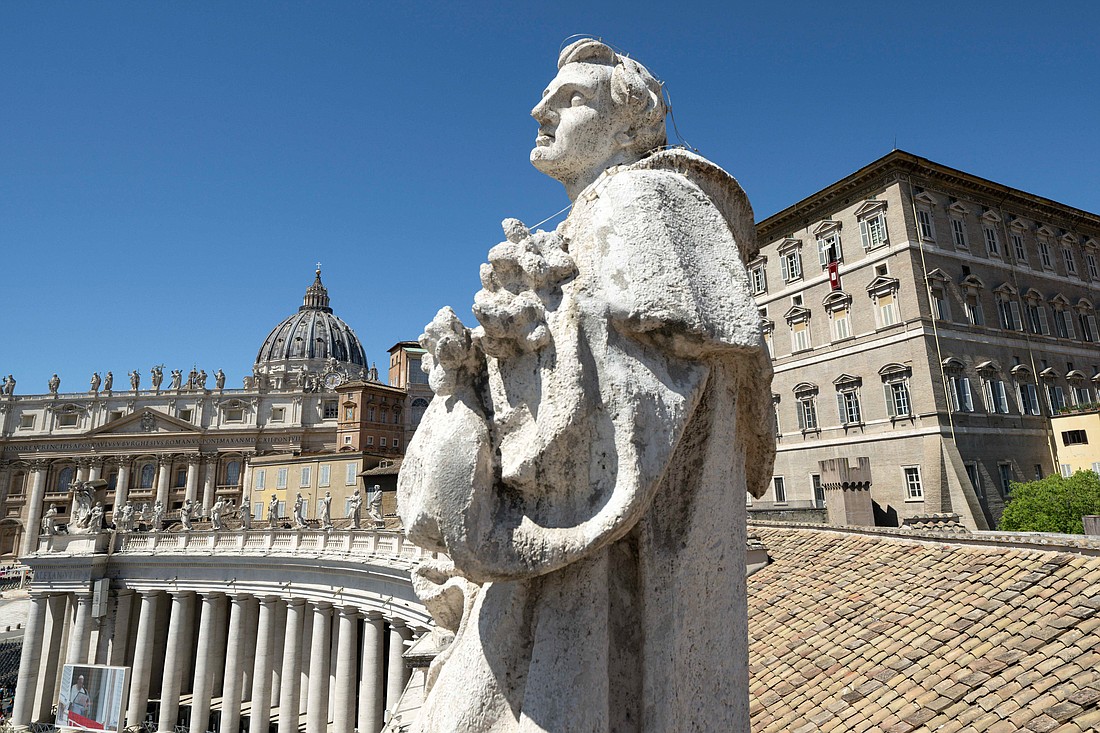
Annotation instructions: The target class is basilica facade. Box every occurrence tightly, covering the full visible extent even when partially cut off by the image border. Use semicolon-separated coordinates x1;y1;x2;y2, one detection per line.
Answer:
0;269;421;558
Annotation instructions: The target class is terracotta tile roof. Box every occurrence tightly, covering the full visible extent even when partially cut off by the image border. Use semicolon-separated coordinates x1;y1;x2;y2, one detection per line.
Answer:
748;522;1100;733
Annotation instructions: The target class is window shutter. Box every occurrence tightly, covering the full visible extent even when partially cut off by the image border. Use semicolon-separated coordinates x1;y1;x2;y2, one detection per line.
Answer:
961;378;973;411
837;393;846;422
884;383;895;417
1065;311;1076;339
859;219;871;249
818;239;828;268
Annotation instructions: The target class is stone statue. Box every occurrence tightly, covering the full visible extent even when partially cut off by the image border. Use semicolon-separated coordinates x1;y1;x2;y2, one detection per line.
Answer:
90;372;101;393
347;489;362;530
170;370;183;390
367;484;383;527
210;498;224;531
240;497;252;530
397;40;773;732
117;503;134;533
48;374;60;395
103;372;112;392
88;502;104;533
367;363;379;382
150;501;164;532
185;368;198;390
268;493;280;527
128;370;140;392
71;482;94;530
180;500;194;531
1;374;14;396
41;506;58;535
292;493;308;529
151;365;164;391
197;370;208;390
215;369;226;390
319;491;333;530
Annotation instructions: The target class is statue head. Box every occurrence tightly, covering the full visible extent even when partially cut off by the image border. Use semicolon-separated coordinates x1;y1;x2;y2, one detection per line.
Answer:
530;38;666;199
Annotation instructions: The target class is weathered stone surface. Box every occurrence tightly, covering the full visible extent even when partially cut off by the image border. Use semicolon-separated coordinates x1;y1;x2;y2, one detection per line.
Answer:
399;38;772;732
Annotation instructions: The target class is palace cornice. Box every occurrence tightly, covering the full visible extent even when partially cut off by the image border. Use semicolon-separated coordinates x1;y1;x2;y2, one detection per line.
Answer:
757;150;1100;244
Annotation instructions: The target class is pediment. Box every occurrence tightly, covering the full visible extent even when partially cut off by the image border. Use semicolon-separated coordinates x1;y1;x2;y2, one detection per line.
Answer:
1036;224;1056;237
941;357;966;371
992;282;1018;296
832;373;861;387
1085;237;1099;250
948;200;970;216
1066;369;1088;381
981;209;1002;223
975;360;1000;373
913;191;937;206
88;408;201;436
878;362;910;377
960;274;985;290
1050;293;1071;307
1023;288;1045;303
784;305;811;322
1061;233;1078;246
812;219;842;236
822;290;852;309
854;199;887;218
925;268;950;283
1077;298;1095;312
1008;217;1029;231
777;238;802;254
865;275;900;294
793;382;818;395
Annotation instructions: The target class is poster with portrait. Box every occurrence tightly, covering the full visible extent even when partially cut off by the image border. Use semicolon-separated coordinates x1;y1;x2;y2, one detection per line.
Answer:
56;664;129;732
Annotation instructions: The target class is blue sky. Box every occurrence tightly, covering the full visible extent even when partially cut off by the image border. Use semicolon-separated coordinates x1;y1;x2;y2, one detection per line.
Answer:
3;1;1099;391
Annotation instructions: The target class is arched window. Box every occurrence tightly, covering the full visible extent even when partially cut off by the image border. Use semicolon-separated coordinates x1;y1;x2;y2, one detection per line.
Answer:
140;463;155;489
56;466;73;492
225;461;241;487
412;398;429;426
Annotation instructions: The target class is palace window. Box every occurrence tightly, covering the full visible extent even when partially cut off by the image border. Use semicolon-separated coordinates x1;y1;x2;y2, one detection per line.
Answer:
964;294;984;325
179;409;193;423
1062;429;1088;446
226;408;244;423
56;466;73;492
300;466;311;488
175;469;186;488
58;413;79;428
345;463;358;486
271;407;285;423
996;292;1022;331
773;477;787;504
140;463;155;489
1053;304;1076;339
1080;309;1098;343
816;230;843;268
926;271;951;321
319;465;330;487
1038;240;1053;269
949;375;974;412
1046;384;1066;413
1063;248;1077;275
834;375;862;426
323;400;338;419
811;474;825;508
880;364;912;418
867;275;900;328
367;406;376;422
749;258;767;294
999;464;1014;496
983;378;1010;414
1013;367;1041;416
366;436;374;446
951;218;968;249
255;469;266;490
1012;233;1027;264
276;468;288;489
380;437;388;447
1025;298;1049;336
857;204;889;250
226;461;241;486
794;383;819;432
780;251;802;283
1088;253;1099;280
984;227;1000;256
18;414;35;430
904;467;924;500
411;397;429;426
917;208;935;241
823;291;852;342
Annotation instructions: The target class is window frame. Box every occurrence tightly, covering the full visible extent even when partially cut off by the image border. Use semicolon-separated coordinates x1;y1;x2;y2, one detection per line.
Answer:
903;466;924;501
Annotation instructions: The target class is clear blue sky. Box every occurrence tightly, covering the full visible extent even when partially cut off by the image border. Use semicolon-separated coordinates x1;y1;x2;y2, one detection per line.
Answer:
3;1;1099;392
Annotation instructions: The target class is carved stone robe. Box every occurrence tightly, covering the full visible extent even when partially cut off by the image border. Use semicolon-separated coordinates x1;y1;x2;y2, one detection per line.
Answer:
400;150;774;732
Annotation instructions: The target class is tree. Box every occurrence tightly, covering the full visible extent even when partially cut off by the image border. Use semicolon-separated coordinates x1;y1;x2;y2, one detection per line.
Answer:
999;470;1100;534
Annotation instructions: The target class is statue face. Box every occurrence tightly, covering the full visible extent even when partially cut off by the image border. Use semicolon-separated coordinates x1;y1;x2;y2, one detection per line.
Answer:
530;62;631;189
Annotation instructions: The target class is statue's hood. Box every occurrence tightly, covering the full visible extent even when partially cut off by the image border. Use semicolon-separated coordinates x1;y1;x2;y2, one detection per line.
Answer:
631;148;758;264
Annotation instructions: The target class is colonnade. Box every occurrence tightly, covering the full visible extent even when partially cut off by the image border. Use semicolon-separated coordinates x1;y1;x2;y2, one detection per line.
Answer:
12;588;416;733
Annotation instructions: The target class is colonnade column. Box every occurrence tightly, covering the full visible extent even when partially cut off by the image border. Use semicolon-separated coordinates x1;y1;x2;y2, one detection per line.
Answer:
113;457;132;513
155;456;172;509
106;590;134;667
21;461;48;556
11;593;49;728
218;595;249;733
277;599;306;732
358;613;385;733
75;459;90;483
332;606;358;733
188;593;224;733
385;620;412;715
87;459;103;481
305;603;332;733
36;594;67;721
241;454;254;497
184;456;200;505
249;595;279;733
66;592;94;664
127;591;161;728
157;591;196;733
